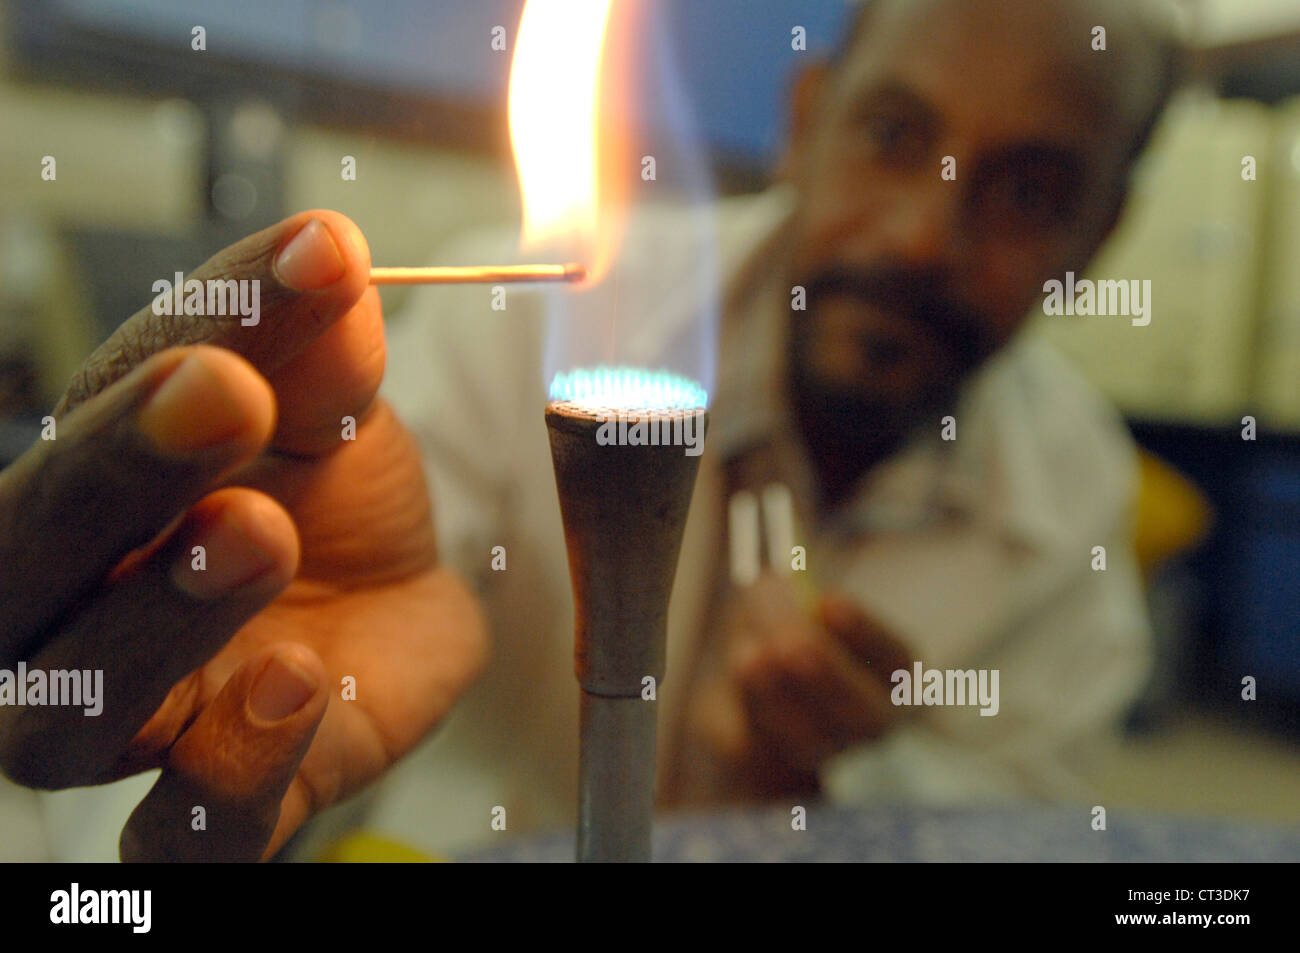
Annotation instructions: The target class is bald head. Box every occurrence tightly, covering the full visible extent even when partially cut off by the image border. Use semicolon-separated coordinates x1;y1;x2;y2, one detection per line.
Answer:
836;0;1184;168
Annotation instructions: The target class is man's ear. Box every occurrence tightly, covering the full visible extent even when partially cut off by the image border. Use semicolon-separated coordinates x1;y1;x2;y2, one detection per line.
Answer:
775;62;833;183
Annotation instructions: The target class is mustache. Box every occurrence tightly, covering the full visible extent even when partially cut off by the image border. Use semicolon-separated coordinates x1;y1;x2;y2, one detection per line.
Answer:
799;266;996;367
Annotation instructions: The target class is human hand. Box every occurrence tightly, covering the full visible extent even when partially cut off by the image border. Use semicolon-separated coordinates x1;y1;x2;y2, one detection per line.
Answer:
0;211;486;860
690;573;912;798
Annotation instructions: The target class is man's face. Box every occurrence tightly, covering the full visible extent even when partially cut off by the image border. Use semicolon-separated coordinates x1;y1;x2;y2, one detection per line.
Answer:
785;0;1149;446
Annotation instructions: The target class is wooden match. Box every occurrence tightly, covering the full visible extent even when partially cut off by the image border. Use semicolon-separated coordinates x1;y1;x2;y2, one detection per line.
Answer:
369;263;587;286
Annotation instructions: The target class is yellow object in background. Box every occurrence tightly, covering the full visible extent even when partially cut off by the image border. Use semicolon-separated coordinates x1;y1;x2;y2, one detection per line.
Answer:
1133;450;1214;581
318;832;443;863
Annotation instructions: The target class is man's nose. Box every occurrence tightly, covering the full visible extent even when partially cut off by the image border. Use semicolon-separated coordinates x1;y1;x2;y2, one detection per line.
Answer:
875;177;967;271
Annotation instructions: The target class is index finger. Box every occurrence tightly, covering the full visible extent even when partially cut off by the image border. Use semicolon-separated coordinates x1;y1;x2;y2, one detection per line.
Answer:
54;210;371;417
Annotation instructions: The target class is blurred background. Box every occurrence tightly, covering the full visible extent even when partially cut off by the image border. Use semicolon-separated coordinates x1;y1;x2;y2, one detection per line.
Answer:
0;0;1297;838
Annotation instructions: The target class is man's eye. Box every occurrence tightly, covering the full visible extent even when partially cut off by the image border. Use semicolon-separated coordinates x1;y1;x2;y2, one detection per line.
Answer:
986;173;1075;228
1010;178;1053;217
862;114;924;160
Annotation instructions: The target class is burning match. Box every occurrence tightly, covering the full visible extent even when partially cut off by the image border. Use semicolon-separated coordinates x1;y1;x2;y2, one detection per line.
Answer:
369;262;587;286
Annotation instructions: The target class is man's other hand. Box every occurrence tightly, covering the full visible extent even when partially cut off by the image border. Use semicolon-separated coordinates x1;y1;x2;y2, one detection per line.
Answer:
690;574;912;798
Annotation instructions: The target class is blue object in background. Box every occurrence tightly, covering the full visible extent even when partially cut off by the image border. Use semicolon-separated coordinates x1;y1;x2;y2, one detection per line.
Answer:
1228;455;1300;694
39;0;856;168
55;0;522;98
1133;422;1300;723
661;0;852;162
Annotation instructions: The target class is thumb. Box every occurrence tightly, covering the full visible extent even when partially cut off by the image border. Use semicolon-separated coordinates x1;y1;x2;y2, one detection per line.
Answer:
120;643;328;862
56;210;371;418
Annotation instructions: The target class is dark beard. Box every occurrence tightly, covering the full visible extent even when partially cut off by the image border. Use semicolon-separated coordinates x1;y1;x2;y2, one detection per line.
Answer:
788;358;931;511
787;265;997;510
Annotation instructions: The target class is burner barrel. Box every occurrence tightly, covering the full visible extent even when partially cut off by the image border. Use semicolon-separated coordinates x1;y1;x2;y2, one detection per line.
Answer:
545;400;707;862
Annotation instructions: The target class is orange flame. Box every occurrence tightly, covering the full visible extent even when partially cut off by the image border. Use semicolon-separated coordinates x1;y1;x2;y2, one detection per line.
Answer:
508;0;633;286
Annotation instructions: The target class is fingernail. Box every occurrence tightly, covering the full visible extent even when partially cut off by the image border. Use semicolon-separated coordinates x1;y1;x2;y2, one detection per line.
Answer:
249;655;319;722
274;218;346;291
139;353;252;455
171;508;277;599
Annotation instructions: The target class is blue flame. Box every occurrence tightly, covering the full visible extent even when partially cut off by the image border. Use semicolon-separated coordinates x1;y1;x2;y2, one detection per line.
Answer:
550;366;708;410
